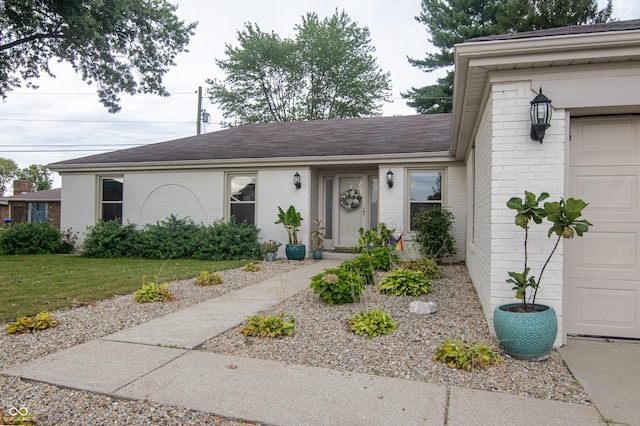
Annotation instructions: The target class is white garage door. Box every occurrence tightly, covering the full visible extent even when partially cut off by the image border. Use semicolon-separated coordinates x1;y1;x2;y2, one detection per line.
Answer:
568;116;640;339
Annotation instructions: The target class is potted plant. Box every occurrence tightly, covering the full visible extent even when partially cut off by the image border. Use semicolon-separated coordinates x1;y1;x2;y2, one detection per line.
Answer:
310;219;326;259
260;239;282;261
275;205;305;260
494;191;592;360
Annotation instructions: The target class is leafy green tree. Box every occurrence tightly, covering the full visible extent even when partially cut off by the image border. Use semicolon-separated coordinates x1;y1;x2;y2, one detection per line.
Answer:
20;164;52;191
405;0;613;114
0;158;19;195
0;0;197;113
207;10;391;126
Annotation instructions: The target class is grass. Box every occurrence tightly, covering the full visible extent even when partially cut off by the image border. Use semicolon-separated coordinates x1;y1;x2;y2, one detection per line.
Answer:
0;254;246;323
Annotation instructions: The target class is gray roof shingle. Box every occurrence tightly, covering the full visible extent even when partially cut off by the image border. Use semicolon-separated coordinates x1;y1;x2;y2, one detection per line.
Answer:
50;114;452;166
2;188;61;202
466;19;640;42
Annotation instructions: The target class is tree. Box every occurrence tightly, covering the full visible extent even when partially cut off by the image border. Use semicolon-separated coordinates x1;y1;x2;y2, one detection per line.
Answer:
20;164;52;191
404;0;613;114
207;10;391;126
0;158;19;195
0;0;197;113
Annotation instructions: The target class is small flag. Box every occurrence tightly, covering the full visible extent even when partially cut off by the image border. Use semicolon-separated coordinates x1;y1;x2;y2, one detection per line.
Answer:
391;233;403;251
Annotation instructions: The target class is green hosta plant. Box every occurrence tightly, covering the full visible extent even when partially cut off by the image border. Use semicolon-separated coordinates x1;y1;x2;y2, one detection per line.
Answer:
243;261;261;272
309;267;364;304
5;311;59;334
506;191;592;310
378;268;432;296
134;282;175;303
239;313;295;337
349;309;398;337
195;271;223;286
433;339;503;371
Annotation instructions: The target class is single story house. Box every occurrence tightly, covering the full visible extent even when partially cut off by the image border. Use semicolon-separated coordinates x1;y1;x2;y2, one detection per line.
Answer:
49;19;640;344
0;180;62;228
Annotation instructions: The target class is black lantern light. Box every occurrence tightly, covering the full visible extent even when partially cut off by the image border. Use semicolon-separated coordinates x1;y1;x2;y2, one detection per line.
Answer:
530;87;552;143
294;171;301;189
386;170;394;188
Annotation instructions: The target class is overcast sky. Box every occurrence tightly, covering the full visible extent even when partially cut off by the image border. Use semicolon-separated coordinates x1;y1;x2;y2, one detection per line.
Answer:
1;0;638;189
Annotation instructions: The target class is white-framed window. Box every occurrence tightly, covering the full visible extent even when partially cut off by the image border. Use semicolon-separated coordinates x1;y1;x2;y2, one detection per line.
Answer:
408;169;443;231
228;173;256;225
99;176;123;223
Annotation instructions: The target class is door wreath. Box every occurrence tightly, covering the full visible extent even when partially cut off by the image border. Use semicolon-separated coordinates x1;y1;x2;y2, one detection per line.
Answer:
339;188;362;211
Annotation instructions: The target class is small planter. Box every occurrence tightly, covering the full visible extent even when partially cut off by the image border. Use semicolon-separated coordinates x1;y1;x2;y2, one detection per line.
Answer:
312;249;323;260
285;244;306;261
264;252;277;261
493;303;558;361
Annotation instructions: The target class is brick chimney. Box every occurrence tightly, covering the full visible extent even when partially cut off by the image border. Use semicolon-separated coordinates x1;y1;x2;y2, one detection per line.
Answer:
13;179;33;194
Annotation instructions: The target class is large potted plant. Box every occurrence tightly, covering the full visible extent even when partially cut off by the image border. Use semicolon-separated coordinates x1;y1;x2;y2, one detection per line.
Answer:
310;219;326;259
275;205;305;260
494;191;592;360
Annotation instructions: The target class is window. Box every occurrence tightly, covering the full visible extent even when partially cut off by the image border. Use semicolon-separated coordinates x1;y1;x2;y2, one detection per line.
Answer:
100;177;123;223
228;174;256;225
28;202;48;223
408;170;442;231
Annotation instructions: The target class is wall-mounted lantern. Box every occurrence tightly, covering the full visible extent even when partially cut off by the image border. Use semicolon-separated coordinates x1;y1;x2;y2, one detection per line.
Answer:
530;87;552;143
386;170;394;188
294;171;301;189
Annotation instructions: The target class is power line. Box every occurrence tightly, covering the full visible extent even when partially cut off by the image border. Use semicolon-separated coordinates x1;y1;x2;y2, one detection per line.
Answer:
0;118;193;124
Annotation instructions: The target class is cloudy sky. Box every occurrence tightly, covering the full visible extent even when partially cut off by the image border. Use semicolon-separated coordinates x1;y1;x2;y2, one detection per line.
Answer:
1;0;638;189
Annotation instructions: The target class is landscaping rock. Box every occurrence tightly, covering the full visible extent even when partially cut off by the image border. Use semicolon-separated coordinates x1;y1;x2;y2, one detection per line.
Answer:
409;301;437;314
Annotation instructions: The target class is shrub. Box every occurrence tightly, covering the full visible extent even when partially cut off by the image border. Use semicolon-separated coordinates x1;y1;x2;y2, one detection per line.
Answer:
378;268;432;296
5;311;59;334
82;220;140;257
138;214;200;259
133;282;175;303
433;340;503;371
239;313;295;337
59;227;78;254
355;247;398;272
309;267;364;304
193;219;261;261
0;222;62;254
412;207;456;260
349;309;398;337
400;257;442;279
195;271;223;286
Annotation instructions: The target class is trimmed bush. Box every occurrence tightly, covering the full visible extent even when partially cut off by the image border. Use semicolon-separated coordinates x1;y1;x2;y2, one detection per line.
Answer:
82;220;140;257
0;222;62;254
412;207;456;260
82;216;261;261
310;267;365;305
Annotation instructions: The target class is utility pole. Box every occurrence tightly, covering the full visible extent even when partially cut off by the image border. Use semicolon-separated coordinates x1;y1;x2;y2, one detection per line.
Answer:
196;86;203;136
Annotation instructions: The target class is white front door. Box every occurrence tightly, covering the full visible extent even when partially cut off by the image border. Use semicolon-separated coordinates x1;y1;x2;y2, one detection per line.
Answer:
567;116;640;339
336;176;367;247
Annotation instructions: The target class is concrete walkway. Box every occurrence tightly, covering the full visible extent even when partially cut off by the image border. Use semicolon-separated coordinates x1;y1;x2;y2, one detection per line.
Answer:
1;260;617;425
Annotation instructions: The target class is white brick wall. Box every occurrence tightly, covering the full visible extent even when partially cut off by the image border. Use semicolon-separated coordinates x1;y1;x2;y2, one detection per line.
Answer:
487;81;567;345
60;173;98;244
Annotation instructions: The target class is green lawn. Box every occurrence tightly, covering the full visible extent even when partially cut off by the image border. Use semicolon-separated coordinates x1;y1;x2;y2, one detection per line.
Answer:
0;254;245;323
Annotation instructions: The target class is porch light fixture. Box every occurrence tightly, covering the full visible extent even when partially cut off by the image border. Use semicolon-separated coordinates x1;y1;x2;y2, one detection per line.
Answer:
530;87;552;143
294;171;301;189
386;170;394;188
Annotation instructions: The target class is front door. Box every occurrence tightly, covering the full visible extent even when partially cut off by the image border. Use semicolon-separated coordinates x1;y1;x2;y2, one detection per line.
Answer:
336;176;366;247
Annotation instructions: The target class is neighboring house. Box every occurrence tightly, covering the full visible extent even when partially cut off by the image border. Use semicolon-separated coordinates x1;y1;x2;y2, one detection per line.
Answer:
1;187;62;228
49;19;640;344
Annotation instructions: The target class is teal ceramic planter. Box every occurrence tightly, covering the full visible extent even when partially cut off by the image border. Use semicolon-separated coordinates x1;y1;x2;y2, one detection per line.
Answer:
493;303;558;361
285;244;306;261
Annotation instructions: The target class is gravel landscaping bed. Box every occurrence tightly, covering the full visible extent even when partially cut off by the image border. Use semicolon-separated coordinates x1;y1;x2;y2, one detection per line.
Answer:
1;259;591;425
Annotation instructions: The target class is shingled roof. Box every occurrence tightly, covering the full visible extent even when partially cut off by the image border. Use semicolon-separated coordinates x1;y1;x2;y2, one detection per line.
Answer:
467;19;640;42
49;114;452;167
1;188;61;202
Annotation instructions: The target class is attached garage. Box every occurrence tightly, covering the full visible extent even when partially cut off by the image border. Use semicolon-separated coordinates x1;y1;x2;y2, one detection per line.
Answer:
567;116;640;339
